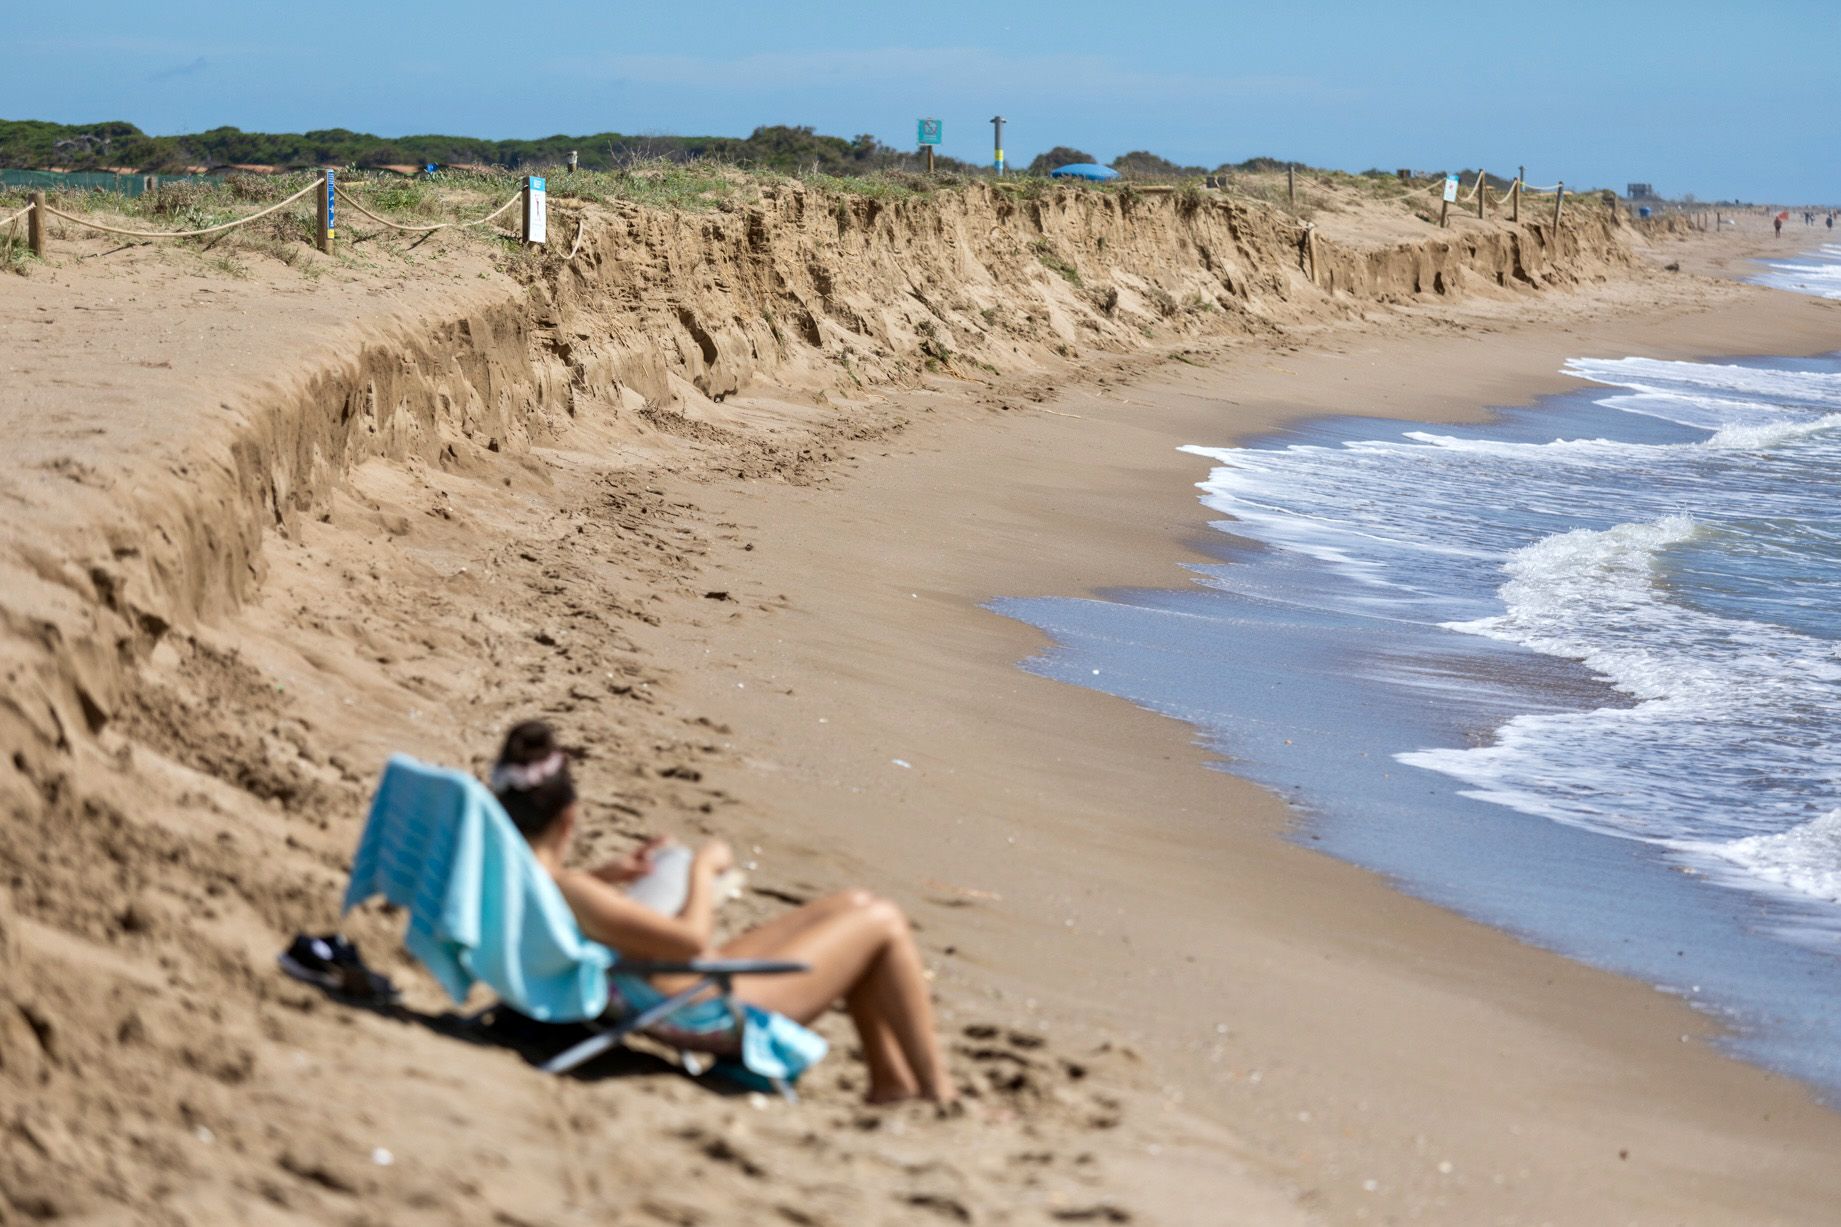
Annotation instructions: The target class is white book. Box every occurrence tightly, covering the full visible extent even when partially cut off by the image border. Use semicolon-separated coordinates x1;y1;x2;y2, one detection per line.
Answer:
623;844;745;916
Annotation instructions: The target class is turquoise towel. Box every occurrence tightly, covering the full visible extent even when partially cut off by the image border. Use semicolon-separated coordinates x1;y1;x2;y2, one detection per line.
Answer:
343;754;613;1021
606;971;830;1085
343;755;826;1083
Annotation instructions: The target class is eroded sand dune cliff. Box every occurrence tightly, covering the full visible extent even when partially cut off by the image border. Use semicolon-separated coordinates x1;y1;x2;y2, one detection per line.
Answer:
0;181;1641;1223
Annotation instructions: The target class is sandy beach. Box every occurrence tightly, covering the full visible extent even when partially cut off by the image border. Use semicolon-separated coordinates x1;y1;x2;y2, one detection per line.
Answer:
4;182;1840;1224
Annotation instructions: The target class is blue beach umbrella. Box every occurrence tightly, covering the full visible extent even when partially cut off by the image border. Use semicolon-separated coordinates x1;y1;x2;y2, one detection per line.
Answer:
1048;163;1120;182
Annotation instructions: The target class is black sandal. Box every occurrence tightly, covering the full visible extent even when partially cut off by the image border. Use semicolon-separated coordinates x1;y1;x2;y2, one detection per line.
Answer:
278;933;401;1003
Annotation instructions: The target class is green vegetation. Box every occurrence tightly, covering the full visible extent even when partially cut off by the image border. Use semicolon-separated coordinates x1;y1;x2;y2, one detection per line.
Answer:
0;219;33;272
1031;239;1082;286
1025;146;1097;174
1110;150;1206;179
0;118;981;176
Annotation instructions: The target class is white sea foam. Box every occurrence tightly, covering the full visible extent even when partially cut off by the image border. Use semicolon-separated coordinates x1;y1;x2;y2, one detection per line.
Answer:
1707;413;1841;450
1716;811;1841;902
1185;352;1841;915
1755;243;1841;300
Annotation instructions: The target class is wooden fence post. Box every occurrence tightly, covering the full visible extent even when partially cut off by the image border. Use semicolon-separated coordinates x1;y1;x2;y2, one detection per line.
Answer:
1439;194;1449;228
1288;163;1296;208
1552;181;1565;231
1478;171;1487;220
317;170;335;254
1513;165;1523;222
28;191;46;257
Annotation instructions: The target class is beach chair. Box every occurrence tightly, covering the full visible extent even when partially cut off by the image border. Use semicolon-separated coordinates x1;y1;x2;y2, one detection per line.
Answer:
338;754;826;1092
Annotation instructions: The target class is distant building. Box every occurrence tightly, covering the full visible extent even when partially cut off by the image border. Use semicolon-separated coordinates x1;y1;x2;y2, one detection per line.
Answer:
1627;182;1656;200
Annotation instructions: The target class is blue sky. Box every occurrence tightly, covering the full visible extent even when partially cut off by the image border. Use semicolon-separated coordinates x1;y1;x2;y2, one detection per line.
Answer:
9;0;1839;201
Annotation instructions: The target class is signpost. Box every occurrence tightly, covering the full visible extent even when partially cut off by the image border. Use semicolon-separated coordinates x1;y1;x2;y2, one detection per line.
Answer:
917;118;941;174
990;115;1005;176
523;176;547;245
318;169;335;253
1440;173;1457;228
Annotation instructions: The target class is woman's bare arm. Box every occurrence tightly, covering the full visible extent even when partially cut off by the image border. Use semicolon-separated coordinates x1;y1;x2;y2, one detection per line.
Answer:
556;840;733;961
556;871;711;960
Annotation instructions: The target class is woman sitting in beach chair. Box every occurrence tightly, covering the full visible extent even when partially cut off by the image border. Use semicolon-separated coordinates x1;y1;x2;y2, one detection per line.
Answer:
492;720;957;1105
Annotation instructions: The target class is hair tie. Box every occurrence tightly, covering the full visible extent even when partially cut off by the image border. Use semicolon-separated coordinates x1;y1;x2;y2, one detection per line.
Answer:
490;751;566;792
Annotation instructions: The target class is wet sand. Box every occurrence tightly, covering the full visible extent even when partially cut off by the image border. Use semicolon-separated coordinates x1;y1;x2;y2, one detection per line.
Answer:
664;256;1841;1222
5;193;1841;1223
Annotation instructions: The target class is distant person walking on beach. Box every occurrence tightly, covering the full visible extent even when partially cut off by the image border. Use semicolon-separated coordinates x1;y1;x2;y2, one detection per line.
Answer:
1828;212;1834;230
1775;212;1785;237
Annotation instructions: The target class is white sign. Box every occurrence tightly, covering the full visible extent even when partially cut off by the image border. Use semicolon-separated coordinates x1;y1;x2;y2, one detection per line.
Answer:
525;175;547;245
1442;175;1459;203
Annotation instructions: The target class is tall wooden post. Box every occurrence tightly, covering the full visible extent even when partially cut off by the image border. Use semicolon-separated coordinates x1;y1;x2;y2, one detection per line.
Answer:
1439;194;1449;228
924;145;935;174
1552;181;1565;231
1513;165;1523;222
1478;171;1487;220
1288;163;1297;208
27;191;46;257
317;170;335;254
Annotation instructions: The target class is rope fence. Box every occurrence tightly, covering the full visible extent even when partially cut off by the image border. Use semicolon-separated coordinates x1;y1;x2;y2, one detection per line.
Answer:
1236;163;1578;233
333;184;522;233
1275;163;1600;287
4;158;1606;271
38;179;320;240
5;169;565;260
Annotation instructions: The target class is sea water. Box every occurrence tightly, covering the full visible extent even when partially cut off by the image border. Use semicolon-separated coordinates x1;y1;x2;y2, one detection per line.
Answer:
1757;240;1841;300
996;278;1841;1094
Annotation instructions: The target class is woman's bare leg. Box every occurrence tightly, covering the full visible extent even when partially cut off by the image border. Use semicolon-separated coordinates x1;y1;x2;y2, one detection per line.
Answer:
844;989;920;1102
724;891;954;1103
727;895;920;1096
718;890;862;958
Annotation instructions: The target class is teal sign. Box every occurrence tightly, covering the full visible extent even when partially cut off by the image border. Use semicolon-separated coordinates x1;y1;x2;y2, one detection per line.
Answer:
917;118;942;146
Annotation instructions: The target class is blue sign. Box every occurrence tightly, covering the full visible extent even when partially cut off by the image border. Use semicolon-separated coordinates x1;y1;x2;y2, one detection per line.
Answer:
325;168;335;237
917;118;942;146
530;176;545;191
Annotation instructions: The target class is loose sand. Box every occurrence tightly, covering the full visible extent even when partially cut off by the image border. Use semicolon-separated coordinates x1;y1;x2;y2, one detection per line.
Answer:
3;185;1839;1224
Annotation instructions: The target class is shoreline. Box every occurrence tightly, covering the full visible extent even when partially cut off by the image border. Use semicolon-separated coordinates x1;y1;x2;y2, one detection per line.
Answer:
662;268;1841;1220
6;198;1841;1222
1005;335;1841;1103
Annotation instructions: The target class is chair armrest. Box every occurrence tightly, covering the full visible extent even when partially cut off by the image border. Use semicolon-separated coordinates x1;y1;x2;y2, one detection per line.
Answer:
615;958;811;977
